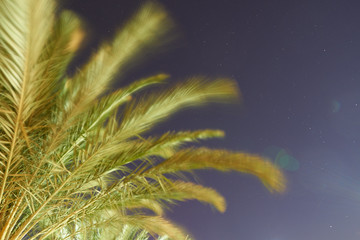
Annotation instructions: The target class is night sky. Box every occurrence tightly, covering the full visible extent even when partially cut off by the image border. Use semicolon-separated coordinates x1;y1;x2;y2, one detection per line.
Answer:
65;1;360;239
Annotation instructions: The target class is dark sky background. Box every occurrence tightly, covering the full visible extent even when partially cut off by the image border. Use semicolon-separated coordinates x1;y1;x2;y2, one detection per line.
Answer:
65;1;360;239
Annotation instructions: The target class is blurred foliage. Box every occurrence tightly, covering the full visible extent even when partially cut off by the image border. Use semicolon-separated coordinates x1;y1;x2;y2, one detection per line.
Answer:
0;0;285;239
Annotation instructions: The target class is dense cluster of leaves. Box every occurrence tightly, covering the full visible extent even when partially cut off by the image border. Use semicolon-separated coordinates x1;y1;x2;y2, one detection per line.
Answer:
0;0;285;239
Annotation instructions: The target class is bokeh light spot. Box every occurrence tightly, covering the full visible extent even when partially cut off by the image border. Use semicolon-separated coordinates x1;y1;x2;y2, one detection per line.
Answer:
331;100;341;113
263;146;299;171
276;150;299;171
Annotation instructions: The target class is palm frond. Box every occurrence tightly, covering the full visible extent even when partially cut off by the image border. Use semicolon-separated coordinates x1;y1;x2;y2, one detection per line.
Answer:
119;77;239;140
120;179;227;213
0;0;56;236
0;0;286;239
145;148;286;193
60;1;173;120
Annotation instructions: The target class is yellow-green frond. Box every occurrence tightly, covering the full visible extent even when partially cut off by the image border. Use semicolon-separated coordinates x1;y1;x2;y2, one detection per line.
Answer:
126;199;165;216
41;10;84;89
62;2;174;118
0;0;286;239
119;77;239;139
146;148;286;193
125;180;227;213
143;129;225;158
168;181;226;213
84;73;169;133
119;215;187;240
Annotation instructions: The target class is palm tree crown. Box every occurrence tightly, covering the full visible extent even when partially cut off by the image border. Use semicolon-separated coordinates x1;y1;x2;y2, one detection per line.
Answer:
0;0;285;239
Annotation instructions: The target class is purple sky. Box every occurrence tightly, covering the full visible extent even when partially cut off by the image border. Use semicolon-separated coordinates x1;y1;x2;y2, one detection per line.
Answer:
66;0;360;239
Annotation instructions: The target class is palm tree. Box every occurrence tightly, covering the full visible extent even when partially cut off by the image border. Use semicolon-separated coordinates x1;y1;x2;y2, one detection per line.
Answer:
0;0;285;239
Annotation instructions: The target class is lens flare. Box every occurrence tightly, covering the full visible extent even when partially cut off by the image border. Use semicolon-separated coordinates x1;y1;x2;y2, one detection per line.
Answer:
331;100;341;113
263;146;299;171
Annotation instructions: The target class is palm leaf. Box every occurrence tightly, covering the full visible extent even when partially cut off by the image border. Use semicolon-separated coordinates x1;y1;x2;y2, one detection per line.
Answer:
118;77;239;140
0;1;286;239
145;147;286;193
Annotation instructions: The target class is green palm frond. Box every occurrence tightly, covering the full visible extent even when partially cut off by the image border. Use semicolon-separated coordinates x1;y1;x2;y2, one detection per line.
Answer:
144;148;286;193
0;0;286;239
